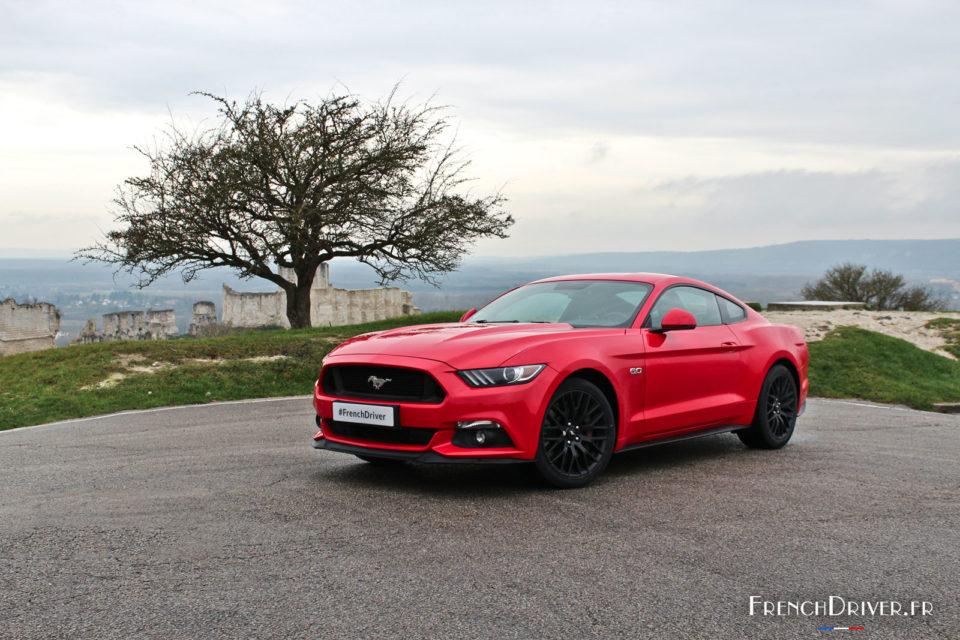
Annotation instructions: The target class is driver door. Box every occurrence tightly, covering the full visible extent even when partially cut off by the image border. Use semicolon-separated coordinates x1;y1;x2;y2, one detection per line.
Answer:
641;286;746;436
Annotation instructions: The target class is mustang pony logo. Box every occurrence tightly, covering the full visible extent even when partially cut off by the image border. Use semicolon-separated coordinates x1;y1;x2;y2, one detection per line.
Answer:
367;375;392;391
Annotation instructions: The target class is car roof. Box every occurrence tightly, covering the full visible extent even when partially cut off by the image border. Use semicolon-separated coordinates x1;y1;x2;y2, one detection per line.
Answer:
528;272;738;298
531;272;680;285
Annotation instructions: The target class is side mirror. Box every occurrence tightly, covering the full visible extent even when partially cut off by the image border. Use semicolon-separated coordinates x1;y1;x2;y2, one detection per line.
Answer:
655;308;697;332
460;308;477;323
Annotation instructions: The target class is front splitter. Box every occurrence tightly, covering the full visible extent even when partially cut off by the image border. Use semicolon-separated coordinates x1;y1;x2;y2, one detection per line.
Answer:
313;438;524;464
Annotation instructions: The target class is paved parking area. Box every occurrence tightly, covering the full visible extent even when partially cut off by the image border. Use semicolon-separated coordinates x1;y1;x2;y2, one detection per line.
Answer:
1;398;957;638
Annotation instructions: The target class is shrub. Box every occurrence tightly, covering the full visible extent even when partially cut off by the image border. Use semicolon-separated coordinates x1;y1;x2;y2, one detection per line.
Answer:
801;263;944;311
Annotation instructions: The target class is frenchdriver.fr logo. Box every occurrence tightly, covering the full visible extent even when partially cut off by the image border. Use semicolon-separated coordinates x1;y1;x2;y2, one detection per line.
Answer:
749;595;933;632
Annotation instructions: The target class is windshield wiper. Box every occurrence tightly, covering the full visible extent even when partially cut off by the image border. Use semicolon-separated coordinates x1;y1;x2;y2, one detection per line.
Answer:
475;319;552;324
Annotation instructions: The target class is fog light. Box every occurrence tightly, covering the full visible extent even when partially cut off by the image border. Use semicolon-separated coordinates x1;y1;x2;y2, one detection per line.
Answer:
451;423;515;449
456;420;502;430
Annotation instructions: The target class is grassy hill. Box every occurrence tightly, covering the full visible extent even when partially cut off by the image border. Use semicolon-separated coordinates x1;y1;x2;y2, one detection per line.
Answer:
2;314;959;431
807;325;960;410
0;311;461;430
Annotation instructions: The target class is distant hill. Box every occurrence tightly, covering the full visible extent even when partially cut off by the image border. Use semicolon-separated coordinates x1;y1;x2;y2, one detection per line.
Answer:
2;238;958;344
492;239;960;280
330;238;960;310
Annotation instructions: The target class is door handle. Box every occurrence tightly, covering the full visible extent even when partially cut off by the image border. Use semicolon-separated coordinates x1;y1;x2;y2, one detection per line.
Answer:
720;341;738;351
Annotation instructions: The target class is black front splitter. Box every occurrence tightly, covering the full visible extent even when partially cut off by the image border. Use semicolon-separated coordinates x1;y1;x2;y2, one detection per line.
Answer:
312;438;524;464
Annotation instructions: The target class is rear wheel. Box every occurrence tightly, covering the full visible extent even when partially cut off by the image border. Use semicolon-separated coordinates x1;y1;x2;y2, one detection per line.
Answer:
737;364;798;449
534;378;617;488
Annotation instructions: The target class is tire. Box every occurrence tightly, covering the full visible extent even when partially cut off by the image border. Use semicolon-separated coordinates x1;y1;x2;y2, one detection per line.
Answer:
355;455;405;465
534;378;617;488
737;364;798;449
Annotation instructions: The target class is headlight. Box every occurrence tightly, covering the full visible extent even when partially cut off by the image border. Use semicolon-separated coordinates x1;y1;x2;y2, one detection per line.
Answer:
457;364;546;388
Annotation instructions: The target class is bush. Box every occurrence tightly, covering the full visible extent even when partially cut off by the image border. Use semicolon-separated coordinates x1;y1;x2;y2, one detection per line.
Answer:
801;263;944;311
745;302;763;312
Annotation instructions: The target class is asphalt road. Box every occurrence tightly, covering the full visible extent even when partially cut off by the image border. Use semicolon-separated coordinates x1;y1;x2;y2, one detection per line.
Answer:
0;398;957;639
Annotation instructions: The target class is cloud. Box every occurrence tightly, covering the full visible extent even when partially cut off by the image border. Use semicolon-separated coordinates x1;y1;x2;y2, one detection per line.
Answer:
472;158;960;255
2;1;959;146
2;0;960;255
587;142;608;164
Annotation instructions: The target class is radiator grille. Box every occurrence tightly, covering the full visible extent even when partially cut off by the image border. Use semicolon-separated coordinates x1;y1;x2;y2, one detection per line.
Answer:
322;365;445;403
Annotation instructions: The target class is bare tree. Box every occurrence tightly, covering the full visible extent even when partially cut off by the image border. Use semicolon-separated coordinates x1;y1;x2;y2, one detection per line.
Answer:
895;284;945;311
79;90;513;328
801;263;944;311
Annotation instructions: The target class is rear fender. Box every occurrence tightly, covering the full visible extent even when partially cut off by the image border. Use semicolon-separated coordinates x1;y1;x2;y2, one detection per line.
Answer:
735;323;808;414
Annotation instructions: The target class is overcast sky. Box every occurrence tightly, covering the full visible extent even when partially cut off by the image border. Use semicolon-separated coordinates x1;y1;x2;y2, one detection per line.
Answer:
2;0;958;257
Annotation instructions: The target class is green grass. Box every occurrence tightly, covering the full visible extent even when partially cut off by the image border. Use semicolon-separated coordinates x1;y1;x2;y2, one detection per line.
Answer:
925;317;960;359
0;311;462;430
808;326;960;410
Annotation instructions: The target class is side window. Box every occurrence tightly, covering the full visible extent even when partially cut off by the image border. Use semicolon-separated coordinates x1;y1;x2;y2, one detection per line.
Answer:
717;296;747;324
648;286;723;329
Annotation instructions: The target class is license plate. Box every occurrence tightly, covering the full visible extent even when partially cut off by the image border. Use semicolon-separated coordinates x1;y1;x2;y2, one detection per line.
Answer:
332;401;399;428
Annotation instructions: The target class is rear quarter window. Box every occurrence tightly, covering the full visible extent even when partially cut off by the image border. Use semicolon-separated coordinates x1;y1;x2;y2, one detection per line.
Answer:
718;296;747;324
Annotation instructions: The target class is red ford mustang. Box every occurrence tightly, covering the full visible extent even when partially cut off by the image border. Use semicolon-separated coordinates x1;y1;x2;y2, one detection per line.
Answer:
312;273;808;487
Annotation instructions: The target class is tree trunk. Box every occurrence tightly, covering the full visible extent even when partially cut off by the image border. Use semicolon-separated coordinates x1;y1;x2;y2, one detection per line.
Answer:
285;266;317;329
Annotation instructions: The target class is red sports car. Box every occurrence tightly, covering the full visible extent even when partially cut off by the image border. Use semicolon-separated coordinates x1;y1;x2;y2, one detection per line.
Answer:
312;273;808;487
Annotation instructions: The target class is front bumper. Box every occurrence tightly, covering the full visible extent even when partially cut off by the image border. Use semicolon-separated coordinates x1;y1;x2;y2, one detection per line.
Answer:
313;354;558;461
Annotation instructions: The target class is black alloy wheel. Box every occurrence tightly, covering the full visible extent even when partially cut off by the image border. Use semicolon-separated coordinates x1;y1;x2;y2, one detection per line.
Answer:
535;378;617;488
737;364;798;449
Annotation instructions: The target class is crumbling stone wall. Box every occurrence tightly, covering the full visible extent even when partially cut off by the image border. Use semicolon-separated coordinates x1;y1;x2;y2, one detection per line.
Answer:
189;301;218;336
72;309;178;344
220;286;288;328
102;311;147;340
221;263;420;328
74;319;100;345
0;298;61;356
146;309;178;339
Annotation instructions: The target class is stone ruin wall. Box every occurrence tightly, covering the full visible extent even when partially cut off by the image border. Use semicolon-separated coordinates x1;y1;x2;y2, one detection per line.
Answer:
221;263;420;328
145;309;179;339
315;286;418;326
0;298;61;356
9;264;419;352
102;310;145;340
188;301;218;336
220;287;289;329
73;309;178;344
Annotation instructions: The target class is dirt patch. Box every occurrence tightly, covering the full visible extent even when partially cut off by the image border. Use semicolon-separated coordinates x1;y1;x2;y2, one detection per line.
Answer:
85;372;128;390
80;356;175;390
81;354;290;390
186;355;288;366
762;309;960;359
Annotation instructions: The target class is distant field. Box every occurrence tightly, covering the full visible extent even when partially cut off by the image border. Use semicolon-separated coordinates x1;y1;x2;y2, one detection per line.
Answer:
3;314;960;431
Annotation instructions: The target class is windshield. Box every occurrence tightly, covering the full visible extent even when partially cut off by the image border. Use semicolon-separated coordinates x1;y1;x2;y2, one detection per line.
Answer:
470;280;654;328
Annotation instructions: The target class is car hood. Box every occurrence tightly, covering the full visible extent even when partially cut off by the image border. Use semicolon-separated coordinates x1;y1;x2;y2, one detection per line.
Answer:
328;322;577;369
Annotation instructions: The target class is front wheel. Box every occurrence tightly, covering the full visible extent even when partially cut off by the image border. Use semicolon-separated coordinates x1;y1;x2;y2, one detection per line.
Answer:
534;378;617;488
737;364;798;449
